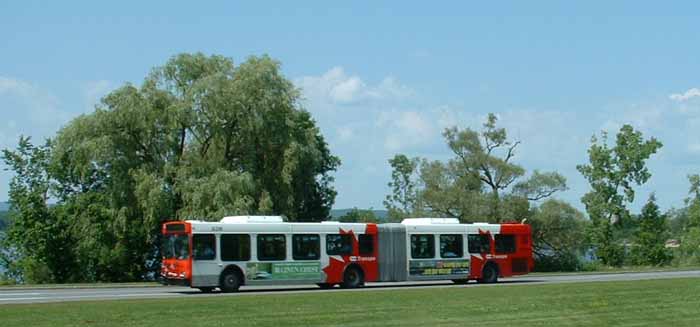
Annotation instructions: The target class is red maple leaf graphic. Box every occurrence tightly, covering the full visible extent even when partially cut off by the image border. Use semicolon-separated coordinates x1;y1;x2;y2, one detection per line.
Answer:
322;228;357;283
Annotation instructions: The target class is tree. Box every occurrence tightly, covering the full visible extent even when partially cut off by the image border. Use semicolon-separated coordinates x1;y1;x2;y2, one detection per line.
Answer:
0;210;8;231
442;113;525;220
416;158;490;222
577;125;662;266
383;155;420;221
679;174;700;264
686;174;700;229
666;207;689;240
1;137;78;283
2;53;340;282
385;113;566;223
337;208;379;223
632;194;671;265
529;199;589;271
689;174;700;200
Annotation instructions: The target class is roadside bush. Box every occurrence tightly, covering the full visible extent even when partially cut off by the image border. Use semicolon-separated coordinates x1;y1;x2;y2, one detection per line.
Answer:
534;251;583;272
677;227;700;266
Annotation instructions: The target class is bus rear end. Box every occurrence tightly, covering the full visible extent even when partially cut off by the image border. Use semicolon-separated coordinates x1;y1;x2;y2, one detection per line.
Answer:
160;221;192;286
499;223;534;276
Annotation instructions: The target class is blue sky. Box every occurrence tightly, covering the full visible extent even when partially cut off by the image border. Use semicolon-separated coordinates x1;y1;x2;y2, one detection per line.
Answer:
1;1;699;214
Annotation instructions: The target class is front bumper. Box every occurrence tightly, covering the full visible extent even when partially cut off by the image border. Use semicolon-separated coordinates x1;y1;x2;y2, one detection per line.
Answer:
158;275;191;287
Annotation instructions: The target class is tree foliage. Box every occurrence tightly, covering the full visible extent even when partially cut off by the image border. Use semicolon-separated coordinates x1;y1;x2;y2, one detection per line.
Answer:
385;113;567;223
383;155;420;222
631;194;671;265
678;174;700;265
577;125;662;266
1;53;340;283
337;208;379;223
0;210;8;230
1;138;78;283
529;199;589;271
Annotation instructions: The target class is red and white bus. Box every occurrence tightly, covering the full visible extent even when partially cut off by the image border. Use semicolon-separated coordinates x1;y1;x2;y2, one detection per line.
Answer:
160;216;533;292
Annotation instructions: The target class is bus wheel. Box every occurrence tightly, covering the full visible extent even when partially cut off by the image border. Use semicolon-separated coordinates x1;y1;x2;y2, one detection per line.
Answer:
198;287;215;293
220;270;242;293
341;266;364;289
317;283;335;289
478;263;498;284
452;279;469;285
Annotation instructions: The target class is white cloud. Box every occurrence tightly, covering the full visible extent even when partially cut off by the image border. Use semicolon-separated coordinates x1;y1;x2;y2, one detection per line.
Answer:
295;67;411;106
336;126;355;142
83;80;114;112
0;76;75;201
670;88;700;102
396;111;433;137
0;77;33;96
371;77;412;100
382;111;436;152
0;76;67;127
329;75;364;103
688;143;700;154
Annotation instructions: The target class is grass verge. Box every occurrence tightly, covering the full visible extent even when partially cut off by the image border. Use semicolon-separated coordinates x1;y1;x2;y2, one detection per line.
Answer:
529;265;700;277
1;278;699;326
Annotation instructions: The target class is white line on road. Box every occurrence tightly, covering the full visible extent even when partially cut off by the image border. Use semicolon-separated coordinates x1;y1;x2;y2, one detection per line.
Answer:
0;293;178;303
0;293;42;296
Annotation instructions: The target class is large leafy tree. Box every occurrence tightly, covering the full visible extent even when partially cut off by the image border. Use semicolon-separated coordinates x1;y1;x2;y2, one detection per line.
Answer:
385;113;567;222
529;199;589;271
577;125;662;266
2;53;340;282
442;114;523;220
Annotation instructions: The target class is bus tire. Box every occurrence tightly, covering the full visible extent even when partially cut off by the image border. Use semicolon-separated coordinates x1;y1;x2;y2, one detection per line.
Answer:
220;269;242;293
317;283;335;289
478;263;499;284
341;266;364;289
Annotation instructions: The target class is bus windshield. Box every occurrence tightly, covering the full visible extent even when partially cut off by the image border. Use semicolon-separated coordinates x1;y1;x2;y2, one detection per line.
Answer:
162;234;190;260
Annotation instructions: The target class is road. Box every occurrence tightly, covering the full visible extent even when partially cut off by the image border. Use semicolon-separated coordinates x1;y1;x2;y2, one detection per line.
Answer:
1;270;699;305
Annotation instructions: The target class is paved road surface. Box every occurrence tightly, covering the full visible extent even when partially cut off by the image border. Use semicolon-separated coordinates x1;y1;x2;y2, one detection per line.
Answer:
1;270;698;305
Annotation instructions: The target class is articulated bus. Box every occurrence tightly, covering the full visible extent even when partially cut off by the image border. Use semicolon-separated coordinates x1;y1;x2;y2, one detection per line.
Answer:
160;216;533;292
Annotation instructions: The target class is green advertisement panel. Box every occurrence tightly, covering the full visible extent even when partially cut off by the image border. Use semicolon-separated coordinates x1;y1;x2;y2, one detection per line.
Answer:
409;260;470;277
246;262;322;281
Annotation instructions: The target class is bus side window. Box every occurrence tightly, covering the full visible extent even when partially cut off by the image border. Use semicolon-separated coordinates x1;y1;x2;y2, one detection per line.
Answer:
221;234;251;261
292;234;320;260
359;234;374;255
410;234;435;259
326;234;352;255
257;234;286;261
468;234;491;254
440;234;463;258
495;235;516;254
193;234;216;260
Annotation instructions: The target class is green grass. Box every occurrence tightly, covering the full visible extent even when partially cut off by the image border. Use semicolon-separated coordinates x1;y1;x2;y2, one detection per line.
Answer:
530;265;700;277
2;278;699;326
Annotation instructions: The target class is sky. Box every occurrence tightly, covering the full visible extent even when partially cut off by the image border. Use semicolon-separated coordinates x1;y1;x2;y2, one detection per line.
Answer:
1;1;699;214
